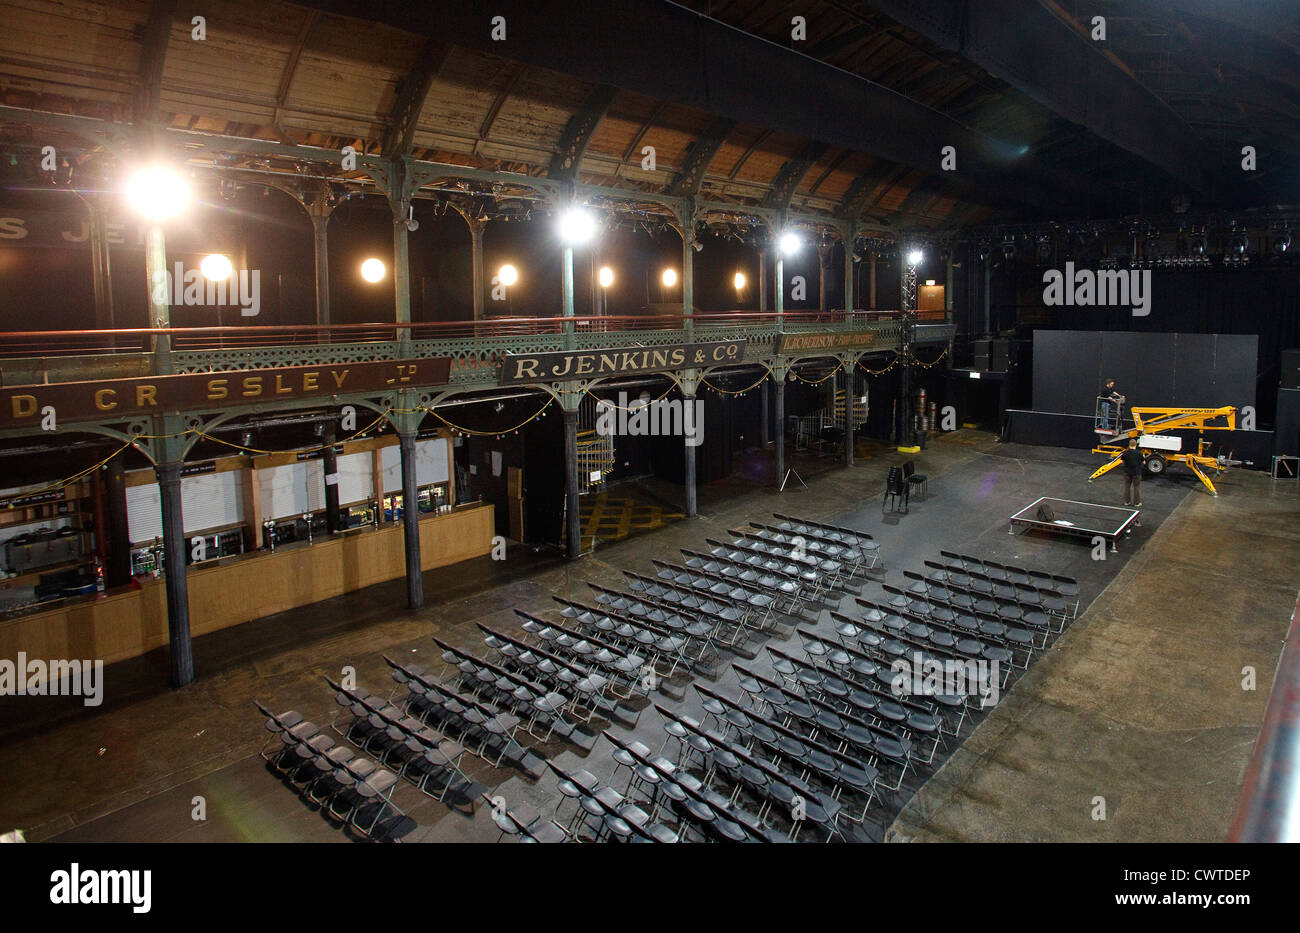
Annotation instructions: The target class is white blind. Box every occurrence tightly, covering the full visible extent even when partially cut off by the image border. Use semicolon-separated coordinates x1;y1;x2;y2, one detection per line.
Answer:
126;483;162;544
380;439;449;493
417;438;450;486
336;451;373;505
258;461;326;521
182;470;245;532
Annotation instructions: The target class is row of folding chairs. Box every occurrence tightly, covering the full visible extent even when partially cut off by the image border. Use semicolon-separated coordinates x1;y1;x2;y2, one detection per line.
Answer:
789;632;951;758
324;675;470;802
701;536;842;605
738;662;930;779
481;792;573;843
772;512;875;548
886;576;1050;648
255;700;408;839
865;587;1038;667
938;550;1080;615
731;526;870;597
514;610;650;700
652;706;815;841
547;754;687;842
678;546;830;618
747;519;881;576
385;654;532;768
718;533;857;599
625;566;778;645
901;572;1056;646
645;560;786;632
657;555;808;620
692;684;879;833
476;623;623;724
728;662;916;787
772;636;970;743
924;560;1073;628
835;600;1013;698
429;638;579;747
590;579;754;653
553;595;708;677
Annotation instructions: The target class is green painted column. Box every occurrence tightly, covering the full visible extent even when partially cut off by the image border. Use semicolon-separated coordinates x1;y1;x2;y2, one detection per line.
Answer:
393;213;412;353
145;224;172;374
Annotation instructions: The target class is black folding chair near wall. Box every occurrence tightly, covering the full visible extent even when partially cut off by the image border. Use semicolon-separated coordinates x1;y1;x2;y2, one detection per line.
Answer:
903;461;928;500
883;466;909;513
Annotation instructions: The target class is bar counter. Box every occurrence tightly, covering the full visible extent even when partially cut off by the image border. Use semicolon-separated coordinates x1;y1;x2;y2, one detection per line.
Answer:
0;503;495;668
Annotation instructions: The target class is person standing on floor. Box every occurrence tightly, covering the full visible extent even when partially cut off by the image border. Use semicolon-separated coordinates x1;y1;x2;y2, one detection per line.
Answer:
1121;438;1144;507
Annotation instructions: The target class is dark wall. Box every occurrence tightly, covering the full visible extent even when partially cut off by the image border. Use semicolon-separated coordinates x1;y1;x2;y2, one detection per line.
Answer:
1033;330;1258;415
975;256;1300;425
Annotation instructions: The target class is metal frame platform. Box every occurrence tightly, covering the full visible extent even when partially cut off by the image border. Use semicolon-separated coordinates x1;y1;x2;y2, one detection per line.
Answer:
1008;496;1140;552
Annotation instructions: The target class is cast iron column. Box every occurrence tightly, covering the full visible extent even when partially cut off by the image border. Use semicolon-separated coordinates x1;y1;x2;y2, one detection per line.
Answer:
470;215;487;321
683;379;698;518
322;423;341;533
105;456;131;588
310;199;331;326
774;374;786;487
563;408;581;559
157;463;193;687
89;198;115;330
843;229;855;312
398;431;423;609
843;361;856;468
145;224;172;374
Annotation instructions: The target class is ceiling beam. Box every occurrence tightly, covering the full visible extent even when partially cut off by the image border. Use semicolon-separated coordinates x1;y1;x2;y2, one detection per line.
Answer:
761;141;830;210
479;63;524;143
665;117;736;197
133;0;178;125
381;38;452;157
289;0;1104;215
547;83;618;182
861;0;1220;193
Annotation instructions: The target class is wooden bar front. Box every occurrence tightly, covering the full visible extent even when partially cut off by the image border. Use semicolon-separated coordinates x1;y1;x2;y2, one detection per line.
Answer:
0;503;495;668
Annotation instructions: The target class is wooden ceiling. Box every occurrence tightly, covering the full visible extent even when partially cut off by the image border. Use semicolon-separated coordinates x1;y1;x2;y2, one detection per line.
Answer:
0;0;1293;231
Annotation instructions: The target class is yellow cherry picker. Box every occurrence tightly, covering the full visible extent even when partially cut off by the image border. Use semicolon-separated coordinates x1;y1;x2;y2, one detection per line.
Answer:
1088;401;1238;496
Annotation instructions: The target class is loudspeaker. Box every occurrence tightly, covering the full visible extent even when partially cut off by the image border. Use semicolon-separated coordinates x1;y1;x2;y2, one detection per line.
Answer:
1281;349;1300;390
973;352;991;371
1276;387;1300;457
1036;503;1056;522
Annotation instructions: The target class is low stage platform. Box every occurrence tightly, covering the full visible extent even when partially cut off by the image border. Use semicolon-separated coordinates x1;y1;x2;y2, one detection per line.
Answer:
1008;496;1140;551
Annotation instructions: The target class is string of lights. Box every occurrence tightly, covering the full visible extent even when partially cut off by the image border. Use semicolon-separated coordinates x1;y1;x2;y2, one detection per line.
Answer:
5;439;136;499
857;353;901;375
586;383;676;410
912;348;949;369
787;368;840;386
700;369;771;396
433;397;554;437
195;409;391;455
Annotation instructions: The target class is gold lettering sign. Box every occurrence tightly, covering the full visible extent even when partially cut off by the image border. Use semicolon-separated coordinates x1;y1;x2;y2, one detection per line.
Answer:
775;331;878;354
0;357;451;429
500;341;745;385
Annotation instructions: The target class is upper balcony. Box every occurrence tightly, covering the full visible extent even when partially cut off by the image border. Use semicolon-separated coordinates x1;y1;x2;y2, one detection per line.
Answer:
0;310;955;392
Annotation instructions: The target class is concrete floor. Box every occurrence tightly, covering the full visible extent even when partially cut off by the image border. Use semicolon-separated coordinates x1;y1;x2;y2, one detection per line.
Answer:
1;431;1295;843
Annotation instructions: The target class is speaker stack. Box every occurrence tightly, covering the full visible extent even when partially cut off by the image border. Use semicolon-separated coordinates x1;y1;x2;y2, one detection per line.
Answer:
1275;350;1300;458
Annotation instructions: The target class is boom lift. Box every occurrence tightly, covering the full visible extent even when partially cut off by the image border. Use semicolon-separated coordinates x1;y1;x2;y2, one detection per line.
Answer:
1089;406;1238;496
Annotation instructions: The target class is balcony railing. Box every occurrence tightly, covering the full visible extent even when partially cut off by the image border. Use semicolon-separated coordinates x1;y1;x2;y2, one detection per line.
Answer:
0;309;949;358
